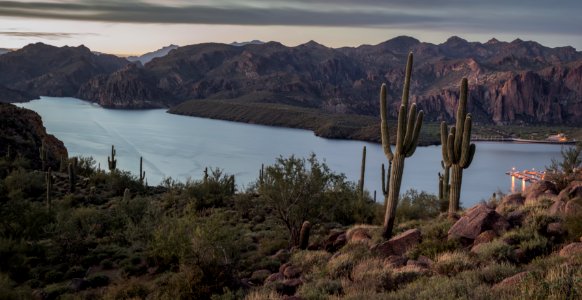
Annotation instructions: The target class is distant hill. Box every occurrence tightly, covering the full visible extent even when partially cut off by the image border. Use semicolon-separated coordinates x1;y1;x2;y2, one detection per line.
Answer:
0;48;11;55
127;44;179;65
230;40;265;47
0;43;129;102
78;37;582;125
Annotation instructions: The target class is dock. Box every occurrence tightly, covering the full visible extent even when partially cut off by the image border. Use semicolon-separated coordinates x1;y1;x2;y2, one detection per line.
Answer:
505;169;545;183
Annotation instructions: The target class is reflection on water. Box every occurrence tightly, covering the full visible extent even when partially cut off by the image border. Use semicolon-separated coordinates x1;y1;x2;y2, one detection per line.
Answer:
17;97;567;207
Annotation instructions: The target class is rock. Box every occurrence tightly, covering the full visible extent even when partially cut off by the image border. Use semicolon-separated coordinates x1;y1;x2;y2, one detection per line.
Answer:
493;271;529;290
347;228;372;244
384;255;408;268
31;289;47;300
559;243;582;257
524;181;558;205
513;248;526;263
417;256;434;268
277;278;303;296
506;210;525;227
323;231;346;252
448;204;510;243
548;200;567;215
546;222;566;237
564;199;582;216
250;269;271;284
557;181;582;201
68;278;89;292
265;272;285;283
279;263;290;274
283;266;301;279
406;259;431;270
473;230;497;246
495;193;525;213
371;229;421;257
272;249;291;262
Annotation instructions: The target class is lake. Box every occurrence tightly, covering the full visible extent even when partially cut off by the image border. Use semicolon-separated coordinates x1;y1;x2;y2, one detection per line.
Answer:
16;97;567;207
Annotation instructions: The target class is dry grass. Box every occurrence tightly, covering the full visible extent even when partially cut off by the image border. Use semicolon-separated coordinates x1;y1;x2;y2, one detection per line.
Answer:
245;289;283;300
433;251;476;276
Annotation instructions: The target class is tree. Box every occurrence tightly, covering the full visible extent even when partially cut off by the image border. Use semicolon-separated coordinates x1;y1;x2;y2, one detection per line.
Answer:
546;142;582;189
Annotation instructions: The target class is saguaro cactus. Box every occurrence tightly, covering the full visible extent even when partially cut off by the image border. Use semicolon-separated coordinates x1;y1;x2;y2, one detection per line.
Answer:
123;188;130;201
108;145;117;172
46;167;53;210
39;140;47;171
380;53;424;239
381;162;392;200
68;162;76;193
299;221;312;250
441;78;476;218
259;163;264;187
139;157;146;184
358;146;367;198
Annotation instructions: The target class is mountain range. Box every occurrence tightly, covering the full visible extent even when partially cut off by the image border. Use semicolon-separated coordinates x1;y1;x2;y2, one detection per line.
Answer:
126;44;179;65
1;37;581;126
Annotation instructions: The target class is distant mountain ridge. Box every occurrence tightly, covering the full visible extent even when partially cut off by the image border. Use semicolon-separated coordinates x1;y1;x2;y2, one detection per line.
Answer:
1;37;581;126
0;48;11;55
127;44;179;65
230;40;265;47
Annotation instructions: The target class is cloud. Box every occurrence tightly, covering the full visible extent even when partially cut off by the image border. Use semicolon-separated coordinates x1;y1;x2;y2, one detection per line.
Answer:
0;31;94;40
0;0;580;36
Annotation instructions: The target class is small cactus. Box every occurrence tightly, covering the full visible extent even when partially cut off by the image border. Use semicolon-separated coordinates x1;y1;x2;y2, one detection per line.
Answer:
139;157;146;184
259;163;264;187
229;175;236;194
46;167;53;210
107;145;117;172
441;78;476;218
68;162;76;193
123;188;130;201
380;53;424;239
203;167;208;183
438;160;450;206
299;221;312;250
358;146;367;199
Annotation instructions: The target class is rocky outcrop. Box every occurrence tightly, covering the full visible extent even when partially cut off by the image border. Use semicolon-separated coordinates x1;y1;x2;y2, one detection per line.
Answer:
523;181;558;205
371;229;422;257
559;243;582;257
448;204;510;243
0;103;68;170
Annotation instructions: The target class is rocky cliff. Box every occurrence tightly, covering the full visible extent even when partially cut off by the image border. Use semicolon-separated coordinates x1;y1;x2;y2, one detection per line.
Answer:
0;103;68;170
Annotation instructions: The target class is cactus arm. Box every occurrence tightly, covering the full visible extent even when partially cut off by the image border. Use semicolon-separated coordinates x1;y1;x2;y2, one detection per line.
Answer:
447;132;456;164
405;109;424;157
461;144;476;168
401;53;413;109
395;104;407;154
403;103;417;150
380;84;394;161
454;78;468;159
441;122;451;166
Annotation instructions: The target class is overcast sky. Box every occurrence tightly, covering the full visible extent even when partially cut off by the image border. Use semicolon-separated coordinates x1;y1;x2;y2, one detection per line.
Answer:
0;0;581;55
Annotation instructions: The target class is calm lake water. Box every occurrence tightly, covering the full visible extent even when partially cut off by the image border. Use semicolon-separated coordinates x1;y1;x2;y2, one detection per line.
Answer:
17;97;567;207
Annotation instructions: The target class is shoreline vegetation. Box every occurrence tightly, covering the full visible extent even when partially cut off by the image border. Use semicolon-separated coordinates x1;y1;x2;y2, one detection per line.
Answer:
167;99;581;146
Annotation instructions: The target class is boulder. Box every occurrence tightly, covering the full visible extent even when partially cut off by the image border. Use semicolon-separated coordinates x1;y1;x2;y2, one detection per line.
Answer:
417;256;434;268
559;243;582;257
564;199;582;216
524;181;558;205
557;181;582;201
492;271;529;290
548;200;566;215
68;278;89;292
506;210;526;227
448;204;509;243
272;249;291;262
283;266;301;279
347;228;372;244
473;230;497;246
384;255;408;268
323;231;347;252
371;229;421;257
265;272;285;283
546;222;566;237
495;193;525;213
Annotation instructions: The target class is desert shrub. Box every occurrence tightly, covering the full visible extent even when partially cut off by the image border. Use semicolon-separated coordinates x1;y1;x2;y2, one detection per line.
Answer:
475;263;519;285
387;272;490;300
148;216;194;268
434;251;476;276
473;240;515;263
3;168;44;201
64;266;85;279
524;210;561;233
244;289;282;300
564;214;582;242
396;189;441;222
350;258;392;291
74;156;97;177
185;168;235;210
407;217;458;259
327;244;370;279
87;274;110;287
104;278;150;300
290;250;331;275
545;143;582;190
297;279;343;299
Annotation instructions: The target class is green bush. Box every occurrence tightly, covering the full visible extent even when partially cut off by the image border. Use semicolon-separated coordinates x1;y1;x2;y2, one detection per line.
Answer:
396;189;441;222
473;240;515;263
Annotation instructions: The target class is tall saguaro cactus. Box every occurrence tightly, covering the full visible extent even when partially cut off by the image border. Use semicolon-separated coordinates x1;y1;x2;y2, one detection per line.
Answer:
68;162;76;193
358;146;367;198
380;53;424;239
441;78;476;218
108;145;117;172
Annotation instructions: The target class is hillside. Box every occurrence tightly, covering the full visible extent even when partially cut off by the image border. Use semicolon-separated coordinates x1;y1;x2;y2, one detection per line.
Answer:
76;36;582;125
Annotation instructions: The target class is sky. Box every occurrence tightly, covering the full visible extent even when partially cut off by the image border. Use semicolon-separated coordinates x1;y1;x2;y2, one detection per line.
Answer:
0;0;581;56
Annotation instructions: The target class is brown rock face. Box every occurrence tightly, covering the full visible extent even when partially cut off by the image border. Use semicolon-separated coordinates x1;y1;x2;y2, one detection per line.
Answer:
493;271;529;290
448;204;510;243
0;103;68;170
524;181;558;205
371;229;422;257
347;228;372;244
473;230;498;246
